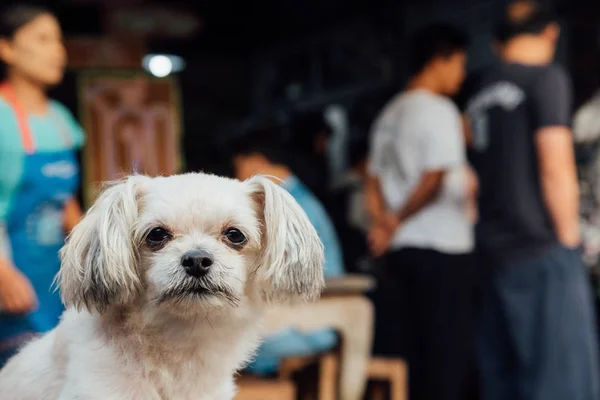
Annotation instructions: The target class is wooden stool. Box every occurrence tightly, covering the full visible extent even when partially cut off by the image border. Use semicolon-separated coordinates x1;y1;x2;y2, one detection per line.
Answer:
235;376;296;400
280;352;338;400
367;357;408;400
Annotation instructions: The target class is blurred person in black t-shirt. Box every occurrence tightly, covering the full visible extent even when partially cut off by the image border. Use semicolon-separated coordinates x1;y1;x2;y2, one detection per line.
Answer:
462;2;599;399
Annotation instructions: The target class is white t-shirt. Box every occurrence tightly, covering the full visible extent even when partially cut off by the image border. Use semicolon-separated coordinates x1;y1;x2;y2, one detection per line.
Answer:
368;89;474;254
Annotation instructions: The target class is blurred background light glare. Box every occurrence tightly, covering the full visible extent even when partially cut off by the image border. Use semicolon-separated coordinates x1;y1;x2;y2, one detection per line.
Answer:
143;54;185;77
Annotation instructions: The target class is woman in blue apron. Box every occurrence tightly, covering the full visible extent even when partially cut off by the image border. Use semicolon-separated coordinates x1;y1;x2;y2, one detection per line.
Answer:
0;4;85;367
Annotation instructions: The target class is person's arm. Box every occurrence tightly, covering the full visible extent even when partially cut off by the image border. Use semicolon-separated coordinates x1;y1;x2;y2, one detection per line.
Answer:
364;116;393;224
462;115;474;147
63;198;83;233
465;165;479;223
0;222;38;313
533;66;580;248
536;128;580;247
365;167;447;256
364;174;387;223
394;170;446;224
364;118;401;256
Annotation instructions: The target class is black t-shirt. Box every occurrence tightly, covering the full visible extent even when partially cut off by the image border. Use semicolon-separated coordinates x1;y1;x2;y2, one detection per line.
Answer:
463;63;572;260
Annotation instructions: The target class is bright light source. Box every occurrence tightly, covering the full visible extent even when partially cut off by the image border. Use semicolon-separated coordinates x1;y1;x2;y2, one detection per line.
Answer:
142;54;186;77
147;55;173;78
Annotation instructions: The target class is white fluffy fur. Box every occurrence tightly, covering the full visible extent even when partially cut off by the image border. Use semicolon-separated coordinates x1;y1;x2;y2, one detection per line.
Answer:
0;173;324;400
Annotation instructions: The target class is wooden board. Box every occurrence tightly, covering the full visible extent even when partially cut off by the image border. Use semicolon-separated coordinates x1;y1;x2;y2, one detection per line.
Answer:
77;70;183;206
322;274;377;296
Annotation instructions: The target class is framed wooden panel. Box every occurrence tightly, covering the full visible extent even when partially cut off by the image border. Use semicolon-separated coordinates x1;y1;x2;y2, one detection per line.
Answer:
77;70;183;207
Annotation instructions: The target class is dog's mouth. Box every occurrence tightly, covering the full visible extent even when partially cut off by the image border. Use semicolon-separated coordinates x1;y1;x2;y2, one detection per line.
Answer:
157;282;240;307
186;286;212;296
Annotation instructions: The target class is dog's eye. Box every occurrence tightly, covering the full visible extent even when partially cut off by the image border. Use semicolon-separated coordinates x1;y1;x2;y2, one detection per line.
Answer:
146;227;172;247
224;228;247;245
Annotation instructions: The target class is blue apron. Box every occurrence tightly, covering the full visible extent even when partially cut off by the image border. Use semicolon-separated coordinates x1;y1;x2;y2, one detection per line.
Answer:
0;83;79;365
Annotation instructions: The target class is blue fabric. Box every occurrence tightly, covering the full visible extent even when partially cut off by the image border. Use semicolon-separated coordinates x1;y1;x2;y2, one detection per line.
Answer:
478;245;600;400
0;98;83;367
246;175;345;375
246;328;339;375
282;175;345;278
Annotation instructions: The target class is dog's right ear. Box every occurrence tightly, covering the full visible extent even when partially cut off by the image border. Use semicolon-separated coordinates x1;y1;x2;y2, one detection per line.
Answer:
57;175;149;313
247;176;325;304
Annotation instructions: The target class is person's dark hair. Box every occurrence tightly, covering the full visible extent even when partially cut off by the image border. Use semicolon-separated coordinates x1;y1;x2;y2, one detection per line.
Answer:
0;3;53;38
494;1;556;43
408;24;469;76
232;126;291;167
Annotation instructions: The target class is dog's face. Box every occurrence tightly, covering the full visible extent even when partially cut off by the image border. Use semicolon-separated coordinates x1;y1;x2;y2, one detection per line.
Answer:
138;174;264;313
58;173;325;315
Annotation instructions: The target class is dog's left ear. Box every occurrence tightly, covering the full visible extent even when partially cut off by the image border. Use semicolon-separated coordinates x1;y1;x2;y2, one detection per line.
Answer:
57;175;149;313
247;176;325;303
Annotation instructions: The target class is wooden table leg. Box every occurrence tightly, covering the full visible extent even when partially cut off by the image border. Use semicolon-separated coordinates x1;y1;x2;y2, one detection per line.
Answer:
318;353;338;400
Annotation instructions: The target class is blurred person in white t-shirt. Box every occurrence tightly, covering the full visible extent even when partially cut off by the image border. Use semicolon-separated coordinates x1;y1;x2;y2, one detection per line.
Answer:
365;24;478;400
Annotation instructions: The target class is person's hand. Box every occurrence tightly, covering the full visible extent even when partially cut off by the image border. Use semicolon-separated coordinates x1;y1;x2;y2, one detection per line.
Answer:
0;262;38;314
368;224;393;257
380;212;401;235
368;211;401;257
558;230;582;250
465;165;479;198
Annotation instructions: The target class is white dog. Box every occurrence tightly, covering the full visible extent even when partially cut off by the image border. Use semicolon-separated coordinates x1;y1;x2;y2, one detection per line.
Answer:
0;173;324;400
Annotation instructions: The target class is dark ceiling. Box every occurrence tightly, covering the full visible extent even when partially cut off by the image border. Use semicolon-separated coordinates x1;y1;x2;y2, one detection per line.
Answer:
31;0;402;59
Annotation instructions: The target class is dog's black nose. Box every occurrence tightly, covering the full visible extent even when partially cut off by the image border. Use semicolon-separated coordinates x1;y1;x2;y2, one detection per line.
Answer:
181;250;214;278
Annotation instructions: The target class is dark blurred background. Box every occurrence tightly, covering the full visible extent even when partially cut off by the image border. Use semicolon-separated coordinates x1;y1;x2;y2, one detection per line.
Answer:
2;1;600;399
29;0;596;176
